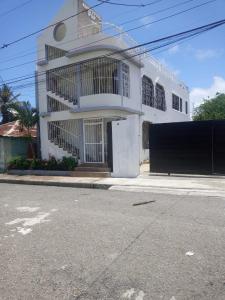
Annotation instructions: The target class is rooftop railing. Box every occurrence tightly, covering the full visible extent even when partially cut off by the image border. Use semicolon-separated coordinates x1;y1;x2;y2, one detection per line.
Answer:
77;22;188;90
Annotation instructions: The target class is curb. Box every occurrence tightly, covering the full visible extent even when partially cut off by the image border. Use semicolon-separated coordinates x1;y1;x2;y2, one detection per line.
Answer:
0;179;112;190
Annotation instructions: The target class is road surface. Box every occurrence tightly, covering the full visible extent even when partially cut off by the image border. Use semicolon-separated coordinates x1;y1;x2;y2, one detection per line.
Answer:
0;183;225;299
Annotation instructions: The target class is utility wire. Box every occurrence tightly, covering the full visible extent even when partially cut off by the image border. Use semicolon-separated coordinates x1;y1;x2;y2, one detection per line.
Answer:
97;0;162;7
0;2;103;49
119;0;197;27
0;0;188;64
3;17;225;88
4;18;225;91
0;0;216;72
0;0;33;18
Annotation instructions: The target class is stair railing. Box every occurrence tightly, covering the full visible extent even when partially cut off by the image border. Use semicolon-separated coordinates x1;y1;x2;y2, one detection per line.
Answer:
48;122;80;157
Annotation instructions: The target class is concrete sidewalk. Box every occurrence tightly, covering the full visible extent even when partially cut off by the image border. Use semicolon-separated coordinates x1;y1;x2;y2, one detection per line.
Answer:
0;172;225;197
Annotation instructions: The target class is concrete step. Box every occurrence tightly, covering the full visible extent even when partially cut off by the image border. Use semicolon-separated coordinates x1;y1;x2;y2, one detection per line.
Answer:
71;171;110;178
79;163;108;168
76;166;110;172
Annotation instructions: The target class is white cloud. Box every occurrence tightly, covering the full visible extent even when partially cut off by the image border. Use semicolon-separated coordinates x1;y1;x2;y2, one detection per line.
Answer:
184;45;223;61
190;76;225;108
195;49;222;61
167;44;180;55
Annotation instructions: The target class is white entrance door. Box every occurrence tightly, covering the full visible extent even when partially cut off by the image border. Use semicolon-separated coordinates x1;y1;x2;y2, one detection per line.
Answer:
84;119;104;163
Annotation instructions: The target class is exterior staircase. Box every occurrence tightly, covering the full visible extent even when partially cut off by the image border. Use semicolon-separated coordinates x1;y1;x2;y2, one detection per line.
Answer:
47;122;111;177
72;163;111;178
47;91;75;109
48;121;81;158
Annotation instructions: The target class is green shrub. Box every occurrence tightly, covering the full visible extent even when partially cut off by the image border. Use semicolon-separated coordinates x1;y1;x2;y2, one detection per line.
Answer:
46;157;58;170
30;159;45;170
59;156;77;171
8;157;30;170
8;156;78;171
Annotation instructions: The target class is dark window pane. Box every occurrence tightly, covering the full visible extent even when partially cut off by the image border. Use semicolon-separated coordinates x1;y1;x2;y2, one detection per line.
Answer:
142;76;154;107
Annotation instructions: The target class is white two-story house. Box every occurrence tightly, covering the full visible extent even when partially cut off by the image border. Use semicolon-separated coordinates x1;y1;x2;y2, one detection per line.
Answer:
36;0;190;178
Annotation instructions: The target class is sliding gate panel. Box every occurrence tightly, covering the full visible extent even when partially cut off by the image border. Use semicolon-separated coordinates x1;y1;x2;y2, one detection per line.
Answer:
149;121;213;175
213;122;225;174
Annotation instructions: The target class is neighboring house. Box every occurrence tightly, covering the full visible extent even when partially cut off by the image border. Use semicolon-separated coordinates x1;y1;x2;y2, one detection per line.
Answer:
36;0;190;178
0;121;37;171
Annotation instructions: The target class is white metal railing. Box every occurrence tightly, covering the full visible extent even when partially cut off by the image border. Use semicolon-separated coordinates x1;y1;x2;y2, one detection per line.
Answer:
46;57;130;103
80;57;120;96
48;120;81;157
47;65;78;104
77;22;187;89
47;96;70;112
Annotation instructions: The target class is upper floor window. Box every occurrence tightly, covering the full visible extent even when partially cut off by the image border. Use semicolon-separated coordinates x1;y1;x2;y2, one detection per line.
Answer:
142;76;154;107
172;94;179;110
122;63;130;98
155;83;166;111
172;93;183;112
180;98;183;112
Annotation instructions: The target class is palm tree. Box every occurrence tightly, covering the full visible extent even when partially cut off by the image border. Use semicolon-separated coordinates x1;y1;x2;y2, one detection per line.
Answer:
0;84;20;124
9;101;39;158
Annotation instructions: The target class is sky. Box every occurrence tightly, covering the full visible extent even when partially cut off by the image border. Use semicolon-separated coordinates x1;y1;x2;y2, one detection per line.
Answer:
0;0;225;110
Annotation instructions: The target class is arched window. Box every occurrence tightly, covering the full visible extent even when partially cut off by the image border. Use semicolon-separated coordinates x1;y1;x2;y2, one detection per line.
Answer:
142;76;154;107
155;83;166;111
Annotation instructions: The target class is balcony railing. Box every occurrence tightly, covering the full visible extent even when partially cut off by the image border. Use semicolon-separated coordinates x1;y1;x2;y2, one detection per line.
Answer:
46;57;130;106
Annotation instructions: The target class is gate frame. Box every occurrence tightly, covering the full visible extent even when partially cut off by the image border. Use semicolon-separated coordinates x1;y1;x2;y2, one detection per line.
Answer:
83;118;105;164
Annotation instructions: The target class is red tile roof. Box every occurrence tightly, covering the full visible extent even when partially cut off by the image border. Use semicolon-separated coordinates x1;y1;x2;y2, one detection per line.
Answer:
0;121;37;138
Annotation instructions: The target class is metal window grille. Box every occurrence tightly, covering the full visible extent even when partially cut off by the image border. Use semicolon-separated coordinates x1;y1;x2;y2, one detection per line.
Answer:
142;76;154;107
180;98;183;112
122;63;130;98
155;83;166;111
45;45;67;61
172;94;180;111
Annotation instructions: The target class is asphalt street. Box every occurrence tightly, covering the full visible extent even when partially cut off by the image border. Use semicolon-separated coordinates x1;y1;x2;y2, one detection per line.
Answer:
0;183;225;300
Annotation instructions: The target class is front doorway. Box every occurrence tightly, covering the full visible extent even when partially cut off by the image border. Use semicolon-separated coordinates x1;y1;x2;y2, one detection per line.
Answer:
83;119;104;163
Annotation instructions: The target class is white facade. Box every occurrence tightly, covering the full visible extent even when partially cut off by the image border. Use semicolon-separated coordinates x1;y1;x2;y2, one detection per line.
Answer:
36;0;190;178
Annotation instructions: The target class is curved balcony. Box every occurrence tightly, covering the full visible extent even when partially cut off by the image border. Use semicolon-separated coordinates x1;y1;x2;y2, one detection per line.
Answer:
46;56;130;110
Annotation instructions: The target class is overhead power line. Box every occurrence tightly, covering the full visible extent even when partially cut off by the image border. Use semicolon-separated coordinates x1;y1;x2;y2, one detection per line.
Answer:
0;0;194;65
97;0;163;7
0;0;34;18
3;17;225;91
0;0;217;73
0;2;103;49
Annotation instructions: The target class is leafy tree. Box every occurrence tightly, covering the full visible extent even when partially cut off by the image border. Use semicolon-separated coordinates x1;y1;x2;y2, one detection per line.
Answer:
193;93;225;121
9;101;38;158
0;84;20;124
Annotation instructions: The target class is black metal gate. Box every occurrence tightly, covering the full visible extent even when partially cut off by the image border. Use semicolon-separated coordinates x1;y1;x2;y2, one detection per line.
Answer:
149;120;225;175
